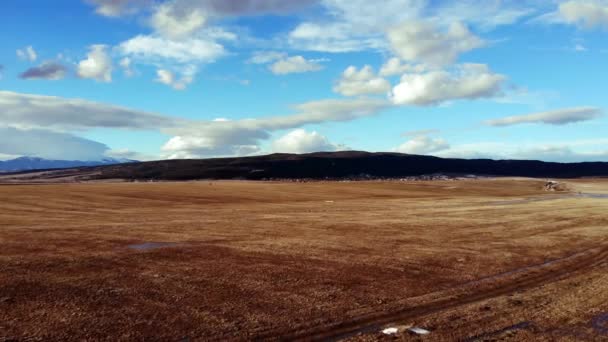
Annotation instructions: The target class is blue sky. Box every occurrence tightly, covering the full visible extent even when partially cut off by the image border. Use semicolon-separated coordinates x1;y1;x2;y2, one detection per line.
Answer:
1;0;607;162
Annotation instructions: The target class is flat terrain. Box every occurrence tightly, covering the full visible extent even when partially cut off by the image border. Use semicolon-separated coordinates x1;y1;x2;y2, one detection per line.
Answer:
1;179;608;341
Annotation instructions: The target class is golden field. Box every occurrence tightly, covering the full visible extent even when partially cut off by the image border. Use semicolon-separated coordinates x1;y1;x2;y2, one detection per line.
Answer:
1;179;607;341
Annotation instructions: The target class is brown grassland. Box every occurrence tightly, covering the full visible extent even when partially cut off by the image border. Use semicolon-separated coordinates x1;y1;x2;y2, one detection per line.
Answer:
1;178;608;341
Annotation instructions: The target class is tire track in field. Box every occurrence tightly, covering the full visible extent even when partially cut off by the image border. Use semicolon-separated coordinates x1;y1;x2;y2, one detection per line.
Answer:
252;245;608;341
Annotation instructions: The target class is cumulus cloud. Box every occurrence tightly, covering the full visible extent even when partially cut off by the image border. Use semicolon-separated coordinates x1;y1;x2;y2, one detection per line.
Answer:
0;88;391;160
486;107;603;127
163;98;389;158
104;148;154;161
148;0;316;39
151;2;208;39
162;133;264;159
379;58;426;77
0;90;176;131
387;21;484;66
197;0;317;16
394;135;450;155
434;1;535;30
247;52;325;75
272;129;338;153
333;65;390;96
16;46;37;62
247;51;287;64
118;32;230;86
77;45;113;82
19;62;67;80
437;139;608;163
0;90;388;159
86;0;149;16
119;57;134;76
155;68;193;90
390;63;506;106
288;22;385;53
554;0;608;29
119;34;227;65
289;0;424;52
269;56;325;75
0;126;109;161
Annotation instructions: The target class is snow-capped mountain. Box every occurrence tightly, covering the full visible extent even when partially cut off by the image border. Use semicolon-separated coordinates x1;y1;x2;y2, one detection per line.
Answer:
0;156;137;172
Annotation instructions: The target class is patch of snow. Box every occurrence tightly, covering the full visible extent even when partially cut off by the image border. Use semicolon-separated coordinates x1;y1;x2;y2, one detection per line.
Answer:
408;327;430;335
382;327;399;335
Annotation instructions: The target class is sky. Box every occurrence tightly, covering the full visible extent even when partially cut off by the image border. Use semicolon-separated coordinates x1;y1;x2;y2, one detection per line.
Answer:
0;0;607;162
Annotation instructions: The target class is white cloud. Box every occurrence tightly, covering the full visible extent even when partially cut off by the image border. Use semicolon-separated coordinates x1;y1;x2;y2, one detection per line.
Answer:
556;0;608;29
118;34;228;86
288;22;385;53
387;21;484;66
0;89;390;160
486;107;603;126
151;2;208;39
119;57;134;76
269;56;325;75
19;62;67;80
86;0;148;17
0;90;388;159
104;148;155;161
162;135;263;159
272;129;338;153
394;135;450;155
0;90;176;131
379;58;426;77
77;45;113;82
390;63;506;106
433;1;535;30
155;68;193;90
247;51;287;64
247;52;326;75
333;65;390;96
16;46;37;62
437;139;608;163
119;35;227;64
163;98;389;158
147;0;316;39
0;126;109;161
288;0;424;52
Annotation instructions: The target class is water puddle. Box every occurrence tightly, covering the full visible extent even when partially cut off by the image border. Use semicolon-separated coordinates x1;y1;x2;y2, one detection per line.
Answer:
581;193;608;199
491;193;608;205
128;242;179;250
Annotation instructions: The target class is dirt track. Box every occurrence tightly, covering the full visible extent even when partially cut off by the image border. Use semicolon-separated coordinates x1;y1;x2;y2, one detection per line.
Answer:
1;179;607;341
274;245;608;341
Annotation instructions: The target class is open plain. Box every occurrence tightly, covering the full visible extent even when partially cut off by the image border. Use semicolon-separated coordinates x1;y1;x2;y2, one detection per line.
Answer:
1;178;608;341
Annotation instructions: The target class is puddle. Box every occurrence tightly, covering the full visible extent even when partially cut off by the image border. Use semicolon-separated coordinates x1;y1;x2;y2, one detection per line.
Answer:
128;242;179;250
592;313;608;335
581;193;608;199
491;193;608;205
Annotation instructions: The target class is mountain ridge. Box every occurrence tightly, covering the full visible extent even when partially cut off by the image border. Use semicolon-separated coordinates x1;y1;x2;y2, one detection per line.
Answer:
3;151;606;182
0;156;136;172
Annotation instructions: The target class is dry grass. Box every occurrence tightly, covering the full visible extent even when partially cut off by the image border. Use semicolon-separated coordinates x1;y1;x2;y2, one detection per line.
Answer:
1;179;607;341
